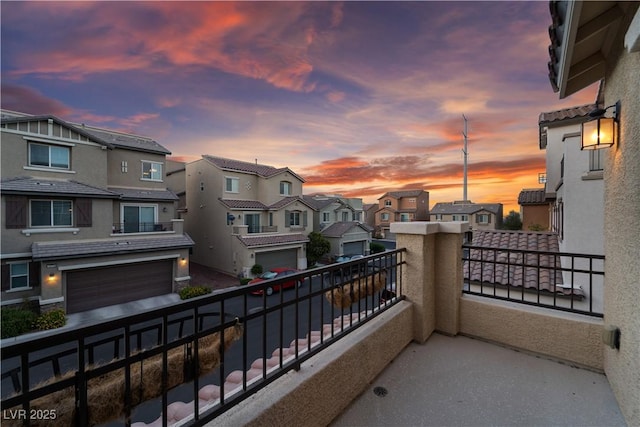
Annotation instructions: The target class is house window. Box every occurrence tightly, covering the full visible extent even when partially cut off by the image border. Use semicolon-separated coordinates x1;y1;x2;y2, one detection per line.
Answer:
290;211;301;226
121;161;128;173
342;212;349;221
30;200;72;227
435;214;443;220
280;181;292;195
29;143;70;169
141;161;163;181
245;213;260;233
408;198;416;204
200;182;205;191
122;205;157;233
384;200;392;207
400;213;410;222
225;177;239;193
589;149;604;171
452;215;469;221
322;212;330;222
477;214;490;224
10;262;29;290
381;213;389;221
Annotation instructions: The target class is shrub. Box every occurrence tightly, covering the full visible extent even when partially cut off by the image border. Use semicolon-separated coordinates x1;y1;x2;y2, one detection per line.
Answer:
1;307;38;338
34;309;67;331
179;286;212;300
250;264;263;276
240;278;252;286
370;242;386;254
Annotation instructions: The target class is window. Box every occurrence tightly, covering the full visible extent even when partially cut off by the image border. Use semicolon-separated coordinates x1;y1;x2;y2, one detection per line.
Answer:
225;177;239;193
477;214;490;224
384;199;392;207
400;213;410;222
31;200;72;227
290;211;301;226
29;143;69;169
342;212;349;221
381;213;389;221
589;149;604;171
200;182;205;191
245;213;260;233
452;215;469;222
141;161;162;181
435;214;443;220
280;181;292;195
122;205;157;233
121;161;128;173
322;212;330;222
10;263;29;290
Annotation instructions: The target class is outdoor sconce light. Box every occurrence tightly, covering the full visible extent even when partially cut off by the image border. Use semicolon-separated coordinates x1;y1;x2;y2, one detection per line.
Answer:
180;257;187;266
581;101;620;150
47;273;57;284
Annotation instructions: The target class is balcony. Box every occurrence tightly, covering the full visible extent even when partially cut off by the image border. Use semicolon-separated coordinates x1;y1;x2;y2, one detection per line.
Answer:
112;221;174;234
0;223;628;426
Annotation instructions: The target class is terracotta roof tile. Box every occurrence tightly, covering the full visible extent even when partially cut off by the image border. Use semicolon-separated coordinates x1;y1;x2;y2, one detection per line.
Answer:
236;233;308;248
538;104;595;125
518;189;547;205
203;155;305;182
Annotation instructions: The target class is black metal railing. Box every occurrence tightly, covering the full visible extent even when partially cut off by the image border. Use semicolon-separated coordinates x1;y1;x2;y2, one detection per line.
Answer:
462;244;604;317
112;222;174;234
0;250;404;426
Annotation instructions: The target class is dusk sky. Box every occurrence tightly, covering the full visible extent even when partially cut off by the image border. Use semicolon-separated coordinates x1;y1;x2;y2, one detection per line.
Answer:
1;1;598;213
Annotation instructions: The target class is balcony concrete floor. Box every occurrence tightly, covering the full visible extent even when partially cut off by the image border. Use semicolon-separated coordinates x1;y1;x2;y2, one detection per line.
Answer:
332;333;625;427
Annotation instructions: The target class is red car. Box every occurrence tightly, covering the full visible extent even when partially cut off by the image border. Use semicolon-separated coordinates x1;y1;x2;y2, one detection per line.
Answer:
250;267;301;295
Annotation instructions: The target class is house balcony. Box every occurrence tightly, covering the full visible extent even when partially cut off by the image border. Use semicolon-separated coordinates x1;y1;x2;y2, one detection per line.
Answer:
1;222;628;426
112;221;175;234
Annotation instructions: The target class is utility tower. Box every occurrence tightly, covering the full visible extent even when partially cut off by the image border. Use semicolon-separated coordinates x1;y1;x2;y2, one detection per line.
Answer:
462;114;468;202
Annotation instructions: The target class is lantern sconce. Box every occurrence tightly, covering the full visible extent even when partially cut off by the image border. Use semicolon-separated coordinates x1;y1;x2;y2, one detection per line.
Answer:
581;101;620;150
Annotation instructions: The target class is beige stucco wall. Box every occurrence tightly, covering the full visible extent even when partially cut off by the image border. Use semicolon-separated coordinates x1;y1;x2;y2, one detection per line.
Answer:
211;302;413;427
106;149;168;189
602;15;640;425
522;204;550;231
460;295;604;371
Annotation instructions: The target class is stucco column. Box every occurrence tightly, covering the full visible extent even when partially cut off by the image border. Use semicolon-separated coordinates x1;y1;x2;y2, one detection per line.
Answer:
391;222;468;343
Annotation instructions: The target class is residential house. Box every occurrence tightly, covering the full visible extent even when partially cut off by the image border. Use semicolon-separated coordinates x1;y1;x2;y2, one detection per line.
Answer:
538;103;605;255
184;156;313;277
165;159;187;217
518;188;551;231
362;203;377;231
0;110;192;314
430;200;503;231
374;190;429;238
547;1;640;424
303;194;370;257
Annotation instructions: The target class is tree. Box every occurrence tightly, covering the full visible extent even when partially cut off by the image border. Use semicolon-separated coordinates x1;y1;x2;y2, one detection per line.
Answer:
370;242;386;254
502;210;523;230
306;232;331;266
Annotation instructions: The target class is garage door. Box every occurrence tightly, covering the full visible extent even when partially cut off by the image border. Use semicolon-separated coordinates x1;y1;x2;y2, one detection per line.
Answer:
343;241;364;255
66;260;173;314
255;249;297;271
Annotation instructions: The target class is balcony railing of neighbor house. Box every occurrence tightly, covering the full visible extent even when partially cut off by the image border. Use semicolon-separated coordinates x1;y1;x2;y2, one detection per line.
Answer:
112;222;174;234
0;250;404;426
462;244;604;317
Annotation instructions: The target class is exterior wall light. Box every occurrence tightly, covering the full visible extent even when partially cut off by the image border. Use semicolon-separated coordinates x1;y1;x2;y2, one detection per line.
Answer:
47;273;57;284
581;101;620;150
180;257;187;266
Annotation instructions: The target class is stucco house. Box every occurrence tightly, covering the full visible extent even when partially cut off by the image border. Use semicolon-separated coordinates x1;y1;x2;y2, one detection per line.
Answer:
518;188;551;231
430;201;503;231
1;110;192;314
184;156;313;277
547;1;639;424
374;190;429;238
319;222;372;259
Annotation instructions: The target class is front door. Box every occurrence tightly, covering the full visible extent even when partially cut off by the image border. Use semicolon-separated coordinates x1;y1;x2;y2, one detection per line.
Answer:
245;213;260;233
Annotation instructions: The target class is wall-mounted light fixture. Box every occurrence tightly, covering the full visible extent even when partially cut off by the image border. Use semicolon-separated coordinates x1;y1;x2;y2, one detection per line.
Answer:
47;272;57;284
180;257;187;266
581;101;620;150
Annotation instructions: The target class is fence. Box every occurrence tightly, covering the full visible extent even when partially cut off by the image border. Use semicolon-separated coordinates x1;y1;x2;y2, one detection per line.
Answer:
462;244;604;317
0;250;404;426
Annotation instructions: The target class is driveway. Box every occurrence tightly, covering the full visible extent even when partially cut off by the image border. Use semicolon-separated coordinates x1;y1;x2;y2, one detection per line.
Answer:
189;262;240;290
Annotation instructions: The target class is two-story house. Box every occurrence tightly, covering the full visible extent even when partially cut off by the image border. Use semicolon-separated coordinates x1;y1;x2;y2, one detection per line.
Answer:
430;201;503;231
303;195;371;257
374;190;429;238
184;156;314;277
538;103;605;255
1;111;192;314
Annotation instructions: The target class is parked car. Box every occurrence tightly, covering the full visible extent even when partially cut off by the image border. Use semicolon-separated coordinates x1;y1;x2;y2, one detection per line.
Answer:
333;254;365;279
250;267;301;296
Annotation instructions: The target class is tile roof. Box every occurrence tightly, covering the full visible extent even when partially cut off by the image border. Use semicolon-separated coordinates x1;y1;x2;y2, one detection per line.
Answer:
538;104;595;125
430;202;502;215
302;195;339;210
1;177;118;198
379;190;425;199
464;230;583;298
235;233;308;248
219;199;268;210
320;221;371;238
202;155;305;182
518;189;547;205
32;234;194;260
269;196;314;210
80;126;171;155
109;187;178;201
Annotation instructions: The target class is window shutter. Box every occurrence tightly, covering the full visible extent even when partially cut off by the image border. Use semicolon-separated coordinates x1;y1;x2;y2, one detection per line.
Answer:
74;198;93;227
6;196;27;229
29;262;40;288
303;211;308;227
285;210;291;226
1;264;10;291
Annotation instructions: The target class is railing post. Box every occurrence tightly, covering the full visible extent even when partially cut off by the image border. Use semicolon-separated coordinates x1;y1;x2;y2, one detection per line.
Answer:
391;221;468;343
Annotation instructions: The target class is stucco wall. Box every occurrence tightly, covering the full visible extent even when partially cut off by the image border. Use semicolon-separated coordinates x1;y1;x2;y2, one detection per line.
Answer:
211;302;413;427
602;16;640;425
522;204;550;231
107;149;167;189
460;295;603;371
